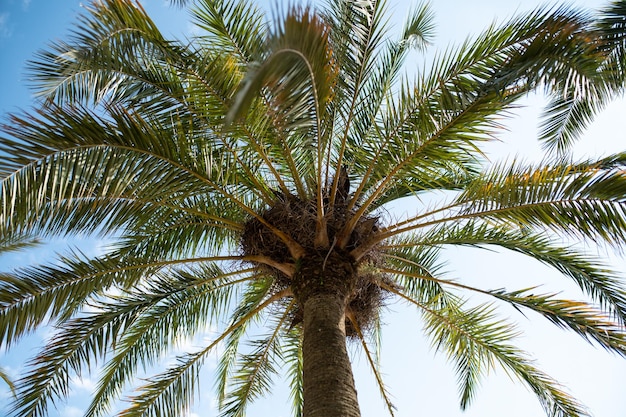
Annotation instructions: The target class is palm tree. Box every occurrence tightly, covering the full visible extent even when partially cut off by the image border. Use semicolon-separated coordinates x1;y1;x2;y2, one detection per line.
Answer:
1;0;626;416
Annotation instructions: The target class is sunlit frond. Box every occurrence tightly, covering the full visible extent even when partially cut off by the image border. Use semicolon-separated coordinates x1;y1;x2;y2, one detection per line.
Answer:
389;286;588;416
215;278;274;407
120;287;285;417
283;329;304;417
458;159;626;245
85;267;251;417
220;300;294;417
490;288;626;356
192;0;265;62
348;314;396;416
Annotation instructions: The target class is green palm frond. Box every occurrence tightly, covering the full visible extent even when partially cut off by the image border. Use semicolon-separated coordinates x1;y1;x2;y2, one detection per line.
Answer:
0;252;152;347
538;4;626;152
28;0;169;105
595;1;626;77
322;0;398;200
539;95;603;154
120;287;285;417
350;4;619;216
215;278;275;408
349;315;396;416
381;225;626;357
220;300;294;417
490;288;626;356
0;233;40;253
386;220;626;323
226;5;336;131
119;350;204;417
389;286;587;416
0;250;250;351
283;329;304;417
458;159;626;245
11;295;146;417
0;104;285;260
192;0;265;62
374;157;626;250
84;267;250;417
382;241;449;306
9;263;249;417
347;7;586;228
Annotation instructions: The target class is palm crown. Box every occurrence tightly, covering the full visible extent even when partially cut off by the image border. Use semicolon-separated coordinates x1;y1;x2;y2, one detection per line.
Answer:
1;0;626;416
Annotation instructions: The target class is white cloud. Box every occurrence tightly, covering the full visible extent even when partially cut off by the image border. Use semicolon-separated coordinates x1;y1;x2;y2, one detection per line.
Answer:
0;390;12;401
22;0;31;10
0;13;11;38
62;406;84;417
72;376;96;392
0;364;18;379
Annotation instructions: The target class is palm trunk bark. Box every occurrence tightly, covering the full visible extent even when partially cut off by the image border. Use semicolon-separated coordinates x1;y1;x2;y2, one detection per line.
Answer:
301;292;361;417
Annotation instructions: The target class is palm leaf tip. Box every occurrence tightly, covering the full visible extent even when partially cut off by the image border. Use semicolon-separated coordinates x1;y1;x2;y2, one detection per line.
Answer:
225;4;337;128
401;2;436;51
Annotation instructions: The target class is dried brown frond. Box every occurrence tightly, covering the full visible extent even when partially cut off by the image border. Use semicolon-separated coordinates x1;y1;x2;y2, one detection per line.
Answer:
240;187;390;338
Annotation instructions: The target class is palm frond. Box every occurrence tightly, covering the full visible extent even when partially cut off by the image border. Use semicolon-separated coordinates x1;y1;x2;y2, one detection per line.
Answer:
219;300;294;417
348;4;618;219
382;241;449;307
0;253;151;347
334;3;436;206
85;267;250;417
283;329;304;417
458;159;626;245
0;233;40;253
490;288;626;356
10;294;147;417
323;0;398;203
192;0;265;62
536;3;626;152
383;220;626;324
375;157;626;252
27;0;168;105
388;285;588;417
215;278;274;407
348;314;396;416
119;288;285;417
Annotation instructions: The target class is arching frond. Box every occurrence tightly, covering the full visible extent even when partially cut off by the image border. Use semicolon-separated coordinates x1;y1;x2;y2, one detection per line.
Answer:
539;3;626;152
382;220;626;324
219;300;295;417
85;267;251;417
119;288;285;417
388;286;588;417
458;159;626;245
192;0;265;62
283;329;304;417
490;288;626;356
27;0;169;106
348;314;396;416
215;278;275;407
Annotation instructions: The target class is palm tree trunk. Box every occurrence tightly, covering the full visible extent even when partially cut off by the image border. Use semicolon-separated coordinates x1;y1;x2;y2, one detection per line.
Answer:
301;293;361;417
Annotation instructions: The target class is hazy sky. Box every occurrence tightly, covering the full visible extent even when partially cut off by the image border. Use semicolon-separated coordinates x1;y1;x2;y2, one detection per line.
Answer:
1;1;626;417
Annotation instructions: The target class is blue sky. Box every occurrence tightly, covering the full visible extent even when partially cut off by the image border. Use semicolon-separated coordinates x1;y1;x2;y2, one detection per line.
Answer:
1;1;626;417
